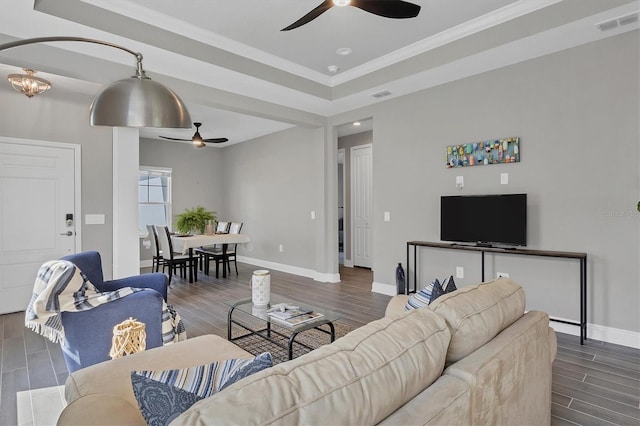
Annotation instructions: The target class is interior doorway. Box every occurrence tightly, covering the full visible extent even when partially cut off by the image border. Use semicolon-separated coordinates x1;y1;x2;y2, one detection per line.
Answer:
336;118;373;269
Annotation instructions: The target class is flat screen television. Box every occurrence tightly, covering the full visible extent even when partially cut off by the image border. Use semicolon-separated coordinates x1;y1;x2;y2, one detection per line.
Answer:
440;194;527;247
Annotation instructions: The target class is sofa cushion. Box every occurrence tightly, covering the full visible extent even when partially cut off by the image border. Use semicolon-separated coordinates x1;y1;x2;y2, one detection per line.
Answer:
428;277;525;364
131;353;273;426
173;307;452;425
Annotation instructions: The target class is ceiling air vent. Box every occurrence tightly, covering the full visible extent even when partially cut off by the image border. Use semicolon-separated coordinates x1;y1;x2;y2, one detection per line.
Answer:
371;90;391;99
596;18;618;32
618;12;639;26
596;12;639;31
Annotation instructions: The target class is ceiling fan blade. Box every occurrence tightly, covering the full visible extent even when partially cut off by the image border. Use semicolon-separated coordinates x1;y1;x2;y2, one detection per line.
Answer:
352;0;421;19
203;138;229;143
281;0;334;31
159;136;191;141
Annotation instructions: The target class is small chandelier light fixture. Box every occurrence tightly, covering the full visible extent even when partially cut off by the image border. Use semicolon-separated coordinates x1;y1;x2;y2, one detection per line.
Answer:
7;68;52;98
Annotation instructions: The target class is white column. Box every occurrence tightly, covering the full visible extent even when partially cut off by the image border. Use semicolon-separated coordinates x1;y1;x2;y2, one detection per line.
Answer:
112;127;140;278
314;125;340;282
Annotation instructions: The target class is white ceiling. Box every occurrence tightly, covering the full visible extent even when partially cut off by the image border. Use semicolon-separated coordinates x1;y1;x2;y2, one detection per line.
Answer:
0;0;638;146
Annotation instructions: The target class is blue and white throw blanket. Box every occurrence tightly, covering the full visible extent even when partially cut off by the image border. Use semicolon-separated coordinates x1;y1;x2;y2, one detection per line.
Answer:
25;260;186;345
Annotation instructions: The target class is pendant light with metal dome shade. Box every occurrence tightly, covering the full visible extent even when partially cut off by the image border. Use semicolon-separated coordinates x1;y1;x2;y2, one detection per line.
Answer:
0;36;191;129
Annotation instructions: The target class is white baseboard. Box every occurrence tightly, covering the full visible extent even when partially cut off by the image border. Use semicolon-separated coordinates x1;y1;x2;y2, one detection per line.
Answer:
236;256;340;283
372;282;397;296
549;318;640;349
140;259;153;268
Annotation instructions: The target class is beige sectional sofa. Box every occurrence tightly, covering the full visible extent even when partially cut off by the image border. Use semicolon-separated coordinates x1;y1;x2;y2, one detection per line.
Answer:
58;277;557;425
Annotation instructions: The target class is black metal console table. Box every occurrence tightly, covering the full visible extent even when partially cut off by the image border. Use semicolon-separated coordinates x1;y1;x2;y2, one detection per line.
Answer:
406;241;588;344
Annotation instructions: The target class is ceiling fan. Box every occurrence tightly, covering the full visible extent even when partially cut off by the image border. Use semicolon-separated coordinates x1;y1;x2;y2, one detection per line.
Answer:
281;0;421;31
159;122;228;148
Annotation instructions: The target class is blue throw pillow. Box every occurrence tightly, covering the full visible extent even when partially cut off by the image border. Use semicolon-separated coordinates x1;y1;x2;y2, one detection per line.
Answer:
429;279;444;303
442;275;457;293
131;352;272;426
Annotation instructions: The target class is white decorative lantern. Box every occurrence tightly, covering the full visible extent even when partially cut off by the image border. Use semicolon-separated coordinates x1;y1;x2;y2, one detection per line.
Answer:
251;270;271;307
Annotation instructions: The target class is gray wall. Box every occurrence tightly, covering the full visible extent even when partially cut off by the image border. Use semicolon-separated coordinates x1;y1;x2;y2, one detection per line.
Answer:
334;31;639;333
0;87;115;278
338;131;373;263
4;29;635;336
220;126;317;269
139;138;224;262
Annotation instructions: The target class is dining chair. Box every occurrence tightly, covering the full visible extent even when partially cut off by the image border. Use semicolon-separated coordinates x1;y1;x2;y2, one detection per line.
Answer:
195;221;242;277
195;221;230;273
225;222;244;275
146;224;163;273
155;225;196;283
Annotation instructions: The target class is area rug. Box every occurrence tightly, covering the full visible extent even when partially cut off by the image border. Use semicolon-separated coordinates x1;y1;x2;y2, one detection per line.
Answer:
231;320;353;364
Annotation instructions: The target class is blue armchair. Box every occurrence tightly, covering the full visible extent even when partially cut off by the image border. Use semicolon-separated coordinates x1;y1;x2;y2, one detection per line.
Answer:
59;251;170;372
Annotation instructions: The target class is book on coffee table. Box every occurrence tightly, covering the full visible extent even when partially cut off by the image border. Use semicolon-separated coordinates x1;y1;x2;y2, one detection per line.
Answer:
267;308;313;321
269;311;324;327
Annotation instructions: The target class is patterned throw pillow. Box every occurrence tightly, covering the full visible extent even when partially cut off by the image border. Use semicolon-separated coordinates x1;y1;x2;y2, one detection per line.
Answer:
405;278;440;311
131;352;272;426
442;275;457;293
405;275;458;311
430;279;445;303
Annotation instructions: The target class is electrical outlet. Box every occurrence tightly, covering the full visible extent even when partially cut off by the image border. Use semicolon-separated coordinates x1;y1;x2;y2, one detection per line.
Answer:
456;266;464;279
279;244;284;252
497;272;510;278
384;211;390;222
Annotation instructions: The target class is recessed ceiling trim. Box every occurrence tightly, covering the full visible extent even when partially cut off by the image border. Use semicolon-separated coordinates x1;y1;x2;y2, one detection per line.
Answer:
328;0;563;86
81;0;333;85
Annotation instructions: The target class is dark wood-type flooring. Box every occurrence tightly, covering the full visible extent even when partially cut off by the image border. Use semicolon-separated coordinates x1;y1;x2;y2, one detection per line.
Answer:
1;262;638;425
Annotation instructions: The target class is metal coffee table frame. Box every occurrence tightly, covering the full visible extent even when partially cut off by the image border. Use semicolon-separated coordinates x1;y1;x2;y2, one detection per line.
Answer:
227;298;338;360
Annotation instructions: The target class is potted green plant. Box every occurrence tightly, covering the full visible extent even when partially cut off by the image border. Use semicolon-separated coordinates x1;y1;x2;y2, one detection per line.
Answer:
175;206;216;234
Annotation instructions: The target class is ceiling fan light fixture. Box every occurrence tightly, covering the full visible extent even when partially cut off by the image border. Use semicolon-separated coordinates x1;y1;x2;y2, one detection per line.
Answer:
192;130;204;147
333;0;351;6
7;68;52;98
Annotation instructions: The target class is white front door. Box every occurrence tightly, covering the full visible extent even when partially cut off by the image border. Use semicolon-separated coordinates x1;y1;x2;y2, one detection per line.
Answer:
0;139;79;314
351;144;372;268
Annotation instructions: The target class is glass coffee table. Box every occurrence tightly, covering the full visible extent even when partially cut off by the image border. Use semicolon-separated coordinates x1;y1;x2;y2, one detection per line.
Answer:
226;295;341;360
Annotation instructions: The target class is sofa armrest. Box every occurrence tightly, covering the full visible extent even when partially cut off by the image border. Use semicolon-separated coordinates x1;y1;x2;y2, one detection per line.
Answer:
64;335;252;409
103;273;168;301
442;311;555;426
385;295;410;317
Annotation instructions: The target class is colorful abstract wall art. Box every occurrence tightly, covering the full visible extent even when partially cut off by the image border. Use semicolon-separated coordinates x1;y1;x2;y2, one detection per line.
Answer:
446;137;520;168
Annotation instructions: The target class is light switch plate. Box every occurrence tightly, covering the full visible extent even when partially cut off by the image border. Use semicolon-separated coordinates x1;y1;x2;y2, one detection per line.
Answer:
384;211;390;222
456;266;464;279
85;214;105;225
456;176;464;189
500;173;509;185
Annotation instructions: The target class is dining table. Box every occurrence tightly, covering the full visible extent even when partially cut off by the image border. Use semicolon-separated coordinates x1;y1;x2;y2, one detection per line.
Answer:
171;233;250;283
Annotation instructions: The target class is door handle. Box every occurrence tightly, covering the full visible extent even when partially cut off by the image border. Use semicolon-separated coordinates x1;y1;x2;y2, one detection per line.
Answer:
60;231;74;236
